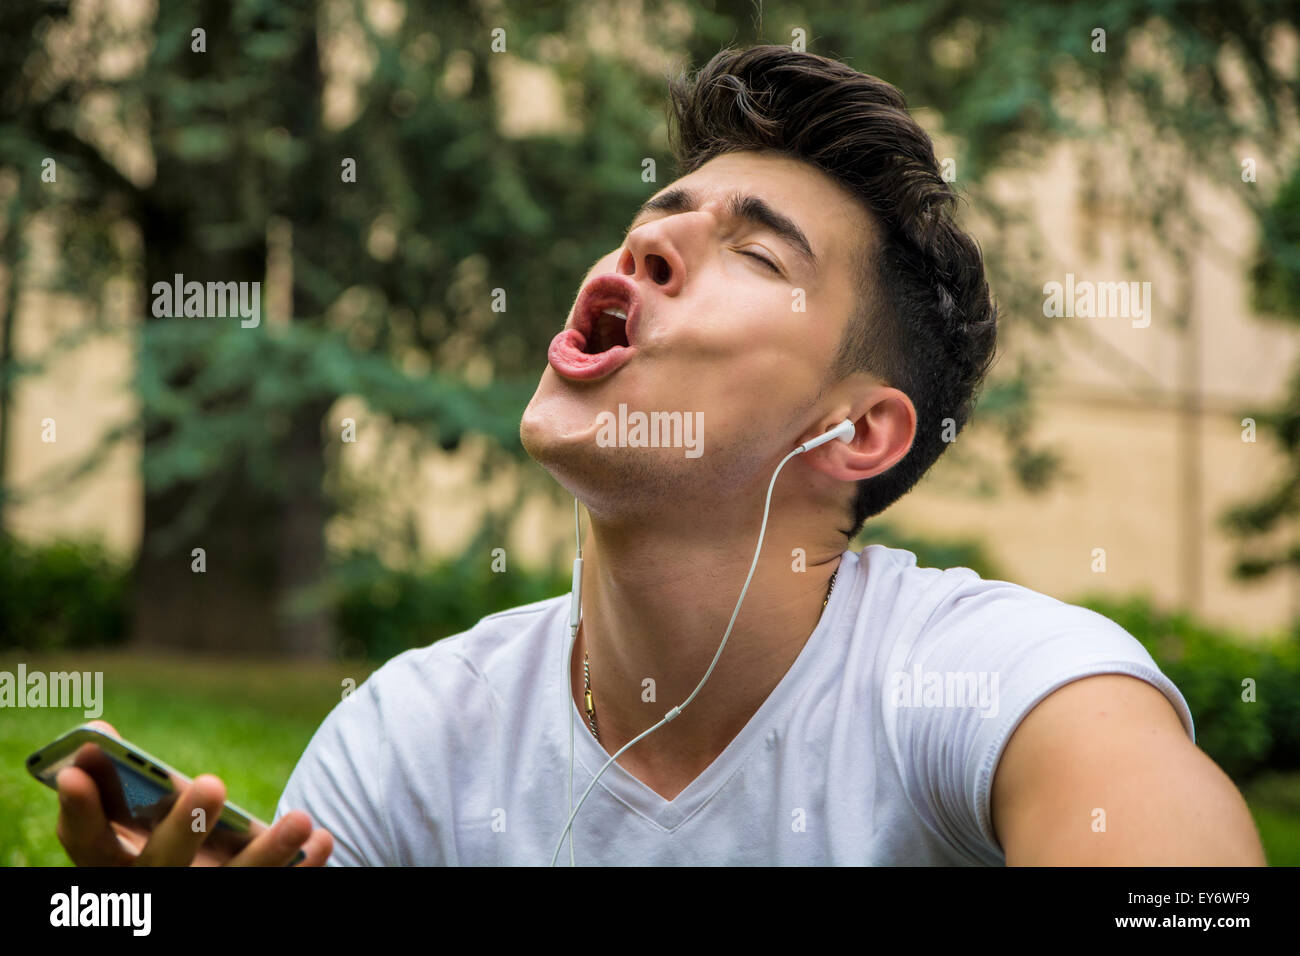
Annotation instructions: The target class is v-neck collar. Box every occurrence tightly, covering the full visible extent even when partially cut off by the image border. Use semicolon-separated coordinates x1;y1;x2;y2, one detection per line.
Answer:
561;548;861;832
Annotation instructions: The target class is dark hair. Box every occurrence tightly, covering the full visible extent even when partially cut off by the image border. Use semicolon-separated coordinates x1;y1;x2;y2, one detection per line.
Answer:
668;45;998;539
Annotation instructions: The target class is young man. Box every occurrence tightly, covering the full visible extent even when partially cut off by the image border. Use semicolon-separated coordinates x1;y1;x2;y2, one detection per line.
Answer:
56;46;1265;867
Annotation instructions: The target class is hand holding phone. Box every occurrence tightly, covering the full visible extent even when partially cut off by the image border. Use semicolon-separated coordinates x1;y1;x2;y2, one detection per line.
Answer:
34;721;333;867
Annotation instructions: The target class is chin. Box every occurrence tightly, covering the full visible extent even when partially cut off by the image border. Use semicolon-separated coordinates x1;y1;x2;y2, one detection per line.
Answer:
519;395;554;466
521;380;591;470
518;400;553;466
519;404;607;507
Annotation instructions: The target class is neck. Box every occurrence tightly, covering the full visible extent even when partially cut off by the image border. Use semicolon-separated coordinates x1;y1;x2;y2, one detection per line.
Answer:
570;496;845;799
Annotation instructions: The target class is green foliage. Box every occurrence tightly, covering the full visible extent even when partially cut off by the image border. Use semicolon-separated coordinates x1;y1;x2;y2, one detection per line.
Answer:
1241;771;1300;866
1225;161;1300;581
0;530;573;662
1;1;678;585
1079;593;1300;780
0;537;130;651
858;521;1002;579
332;549;571;662
1252;163;1300;319
125;319;535;548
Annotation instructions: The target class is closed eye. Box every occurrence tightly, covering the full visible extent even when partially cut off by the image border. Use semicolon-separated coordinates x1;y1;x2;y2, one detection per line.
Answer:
738;249;781;275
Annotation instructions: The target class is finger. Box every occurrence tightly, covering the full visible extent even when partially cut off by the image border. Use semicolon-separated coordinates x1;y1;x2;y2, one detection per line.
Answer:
133;774;227;867
55;766;135;867
227;811;317;868
294;827;335;867
84;720;119;738
108;821;148;856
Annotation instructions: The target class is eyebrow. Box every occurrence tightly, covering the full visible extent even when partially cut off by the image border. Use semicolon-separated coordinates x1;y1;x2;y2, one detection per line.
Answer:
624;186;818;273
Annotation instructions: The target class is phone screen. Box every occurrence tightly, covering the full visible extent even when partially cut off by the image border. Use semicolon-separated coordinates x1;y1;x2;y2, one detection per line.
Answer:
34;742;182;831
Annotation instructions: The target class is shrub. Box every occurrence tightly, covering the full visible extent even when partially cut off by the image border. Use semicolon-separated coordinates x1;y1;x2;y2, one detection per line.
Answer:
1080;594;1300;780
0;536;131;651
331;549;570;662
858;521;1001;579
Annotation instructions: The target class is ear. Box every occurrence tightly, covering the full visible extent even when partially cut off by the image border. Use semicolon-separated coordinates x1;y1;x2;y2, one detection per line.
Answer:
800;386;917;483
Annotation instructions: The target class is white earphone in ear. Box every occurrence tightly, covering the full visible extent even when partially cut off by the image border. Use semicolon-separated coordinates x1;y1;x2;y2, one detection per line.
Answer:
553;416;856;865
795;418;856;454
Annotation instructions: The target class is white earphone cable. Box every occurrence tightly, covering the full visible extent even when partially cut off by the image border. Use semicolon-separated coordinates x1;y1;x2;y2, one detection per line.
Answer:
551;444;805;865
566;497;582;867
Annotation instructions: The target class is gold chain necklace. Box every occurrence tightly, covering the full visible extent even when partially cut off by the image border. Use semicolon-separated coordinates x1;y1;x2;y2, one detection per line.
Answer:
582;567;839;744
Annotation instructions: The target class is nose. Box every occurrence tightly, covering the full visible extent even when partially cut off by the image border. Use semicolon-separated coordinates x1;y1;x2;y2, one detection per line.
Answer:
617;225;686;296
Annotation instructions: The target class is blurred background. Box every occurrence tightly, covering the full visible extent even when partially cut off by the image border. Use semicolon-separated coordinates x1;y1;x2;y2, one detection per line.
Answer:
2;0;1299;864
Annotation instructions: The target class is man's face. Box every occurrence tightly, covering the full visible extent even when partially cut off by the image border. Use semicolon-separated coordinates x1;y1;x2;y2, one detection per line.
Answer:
521;150;873;518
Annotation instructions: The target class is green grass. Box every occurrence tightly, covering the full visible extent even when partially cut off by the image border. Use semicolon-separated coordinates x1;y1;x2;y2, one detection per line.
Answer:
1240;772;1300;866
0;650;375;866
3;651;1298;866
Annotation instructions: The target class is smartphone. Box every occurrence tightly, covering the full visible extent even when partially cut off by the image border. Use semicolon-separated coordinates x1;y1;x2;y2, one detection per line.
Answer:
27;723;306;866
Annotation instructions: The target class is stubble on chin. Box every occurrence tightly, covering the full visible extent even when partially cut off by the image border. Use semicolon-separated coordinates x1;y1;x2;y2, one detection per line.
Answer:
522;413;771;527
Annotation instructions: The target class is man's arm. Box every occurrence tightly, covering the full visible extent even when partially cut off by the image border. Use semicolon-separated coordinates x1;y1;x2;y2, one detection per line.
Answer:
991;674;1266;865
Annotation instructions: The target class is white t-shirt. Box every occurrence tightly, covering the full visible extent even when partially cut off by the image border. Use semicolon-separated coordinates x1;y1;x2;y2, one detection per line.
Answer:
275;544;1194;865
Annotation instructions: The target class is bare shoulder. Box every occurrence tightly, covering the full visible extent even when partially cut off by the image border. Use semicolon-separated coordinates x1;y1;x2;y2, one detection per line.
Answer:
990;673;1266;865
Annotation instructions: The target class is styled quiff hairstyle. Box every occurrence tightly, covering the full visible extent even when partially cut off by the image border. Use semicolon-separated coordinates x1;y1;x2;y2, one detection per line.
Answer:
668;46;998;538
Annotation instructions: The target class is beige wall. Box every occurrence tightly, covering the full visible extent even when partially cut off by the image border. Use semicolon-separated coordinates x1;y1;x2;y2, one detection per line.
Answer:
5;287;140;551
890;386;1299;635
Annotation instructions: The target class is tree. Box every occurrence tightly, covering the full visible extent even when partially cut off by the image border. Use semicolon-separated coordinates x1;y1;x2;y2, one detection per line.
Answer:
3;0;1297;655
0;0;661;654
1225;161;1300;589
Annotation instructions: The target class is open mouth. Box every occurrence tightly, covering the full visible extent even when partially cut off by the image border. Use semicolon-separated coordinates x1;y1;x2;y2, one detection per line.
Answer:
546;275;641;381
572;275;638;352
585;305;630;353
